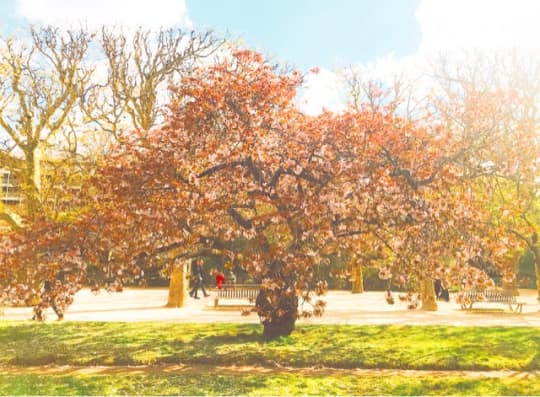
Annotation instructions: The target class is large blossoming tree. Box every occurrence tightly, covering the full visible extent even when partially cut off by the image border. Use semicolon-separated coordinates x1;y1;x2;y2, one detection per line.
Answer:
0;50;522;336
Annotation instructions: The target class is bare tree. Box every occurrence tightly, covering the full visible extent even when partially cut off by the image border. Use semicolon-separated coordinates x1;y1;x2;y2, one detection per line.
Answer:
83;27;222;142
0;26;93;221
344;63;430;121
430;50;540;298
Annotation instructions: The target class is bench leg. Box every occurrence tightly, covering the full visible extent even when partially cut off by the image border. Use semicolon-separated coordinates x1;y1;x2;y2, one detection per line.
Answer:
214;298;219;307
508;303;524;313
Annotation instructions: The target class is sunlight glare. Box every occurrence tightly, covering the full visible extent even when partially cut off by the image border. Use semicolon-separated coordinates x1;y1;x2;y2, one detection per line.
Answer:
417;0;540;54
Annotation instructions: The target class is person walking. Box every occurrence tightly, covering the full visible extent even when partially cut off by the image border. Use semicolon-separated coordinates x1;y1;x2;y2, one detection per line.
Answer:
33;279;64;321
189;258;210;299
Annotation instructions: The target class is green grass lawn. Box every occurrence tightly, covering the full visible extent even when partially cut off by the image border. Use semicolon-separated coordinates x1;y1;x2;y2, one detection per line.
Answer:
2;322;539;370
1;321;540;395
2;371;539;396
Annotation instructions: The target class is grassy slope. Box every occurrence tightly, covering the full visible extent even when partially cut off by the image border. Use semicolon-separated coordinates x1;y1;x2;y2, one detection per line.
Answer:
1;321;540;395
1;322;539;370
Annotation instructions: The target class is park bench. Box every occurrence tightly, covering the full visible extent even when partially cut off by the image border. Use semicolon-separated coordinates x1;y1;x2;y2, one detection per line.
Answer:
460;288;525;313
213;283;260;307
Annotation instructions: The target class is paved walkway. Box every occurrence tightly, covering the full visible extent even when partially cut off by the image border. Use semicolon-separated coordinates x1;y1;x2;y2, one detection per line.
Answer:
2;288;540;326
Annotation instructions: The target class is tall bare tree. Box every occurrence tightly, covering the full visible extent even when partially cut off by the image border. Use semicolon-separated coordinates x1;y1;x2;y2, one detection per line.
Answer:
0;26;93;221
430;50;540;299
83;27;222;143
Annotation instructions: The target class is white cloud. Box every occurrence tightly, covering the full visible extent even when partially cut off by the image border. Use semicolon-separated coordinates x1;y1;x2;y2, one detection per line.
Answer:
296;68;346;116
16;0;192;30
298;56;430;117
416;0;540;54
349;0;540;84
305;0;540;115
348;54;424;86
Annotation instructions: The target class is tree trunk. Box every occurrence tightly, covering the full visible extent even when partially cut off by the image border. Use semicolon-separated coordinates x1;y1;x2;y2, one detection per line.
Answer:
167;260;187;308
420;278;438;311
535;260;540;302
23;146;42;221
351;263;364;294
530;243;540;302
256;289;298;338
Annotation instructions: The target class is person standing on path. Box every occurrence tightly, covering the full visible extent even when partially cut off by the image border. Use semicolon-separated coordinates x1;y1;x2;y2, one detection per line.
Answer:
189;258;210;299
229;270;237;285
215;270;225;289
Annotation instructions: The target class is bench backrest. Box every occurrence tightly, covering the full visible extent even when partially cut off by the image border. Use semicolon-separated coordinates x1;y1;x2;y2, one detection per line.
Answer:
463;289;517;303
217;284;260;300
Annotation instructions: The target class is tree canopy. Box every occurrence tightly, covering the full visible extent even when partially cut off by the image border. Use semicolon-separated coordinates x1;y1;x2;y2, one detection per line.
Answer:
2;48;535;336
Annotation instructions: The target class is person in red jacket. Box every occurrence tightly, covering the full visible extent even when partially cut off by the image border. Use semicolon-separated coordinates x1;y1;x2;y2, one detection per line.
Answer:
215;270;226;289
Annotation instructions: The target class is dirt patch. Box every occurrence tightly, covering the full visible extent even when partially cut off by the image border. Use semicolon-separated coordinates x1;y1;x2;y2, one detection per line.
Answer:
2;364;540;379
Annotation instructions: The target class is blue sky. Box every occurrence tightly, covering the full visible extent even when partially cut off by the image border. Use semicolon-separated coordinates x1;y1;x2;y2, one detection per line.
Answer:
3;0;539;69
2;0;540;114
0;0;422;70
187;0;421;69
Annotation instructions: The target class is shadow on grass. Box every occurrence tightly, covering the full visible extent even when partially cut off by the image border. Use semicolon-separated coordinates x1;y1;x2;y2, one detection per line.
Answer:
2;322;540;371
525;351;540;371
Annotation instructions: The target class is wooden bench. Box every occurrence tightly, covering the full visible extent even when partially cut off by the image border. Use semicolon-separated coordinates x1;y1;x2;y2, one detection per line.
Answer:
460;288;525;313
213;284;260;307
